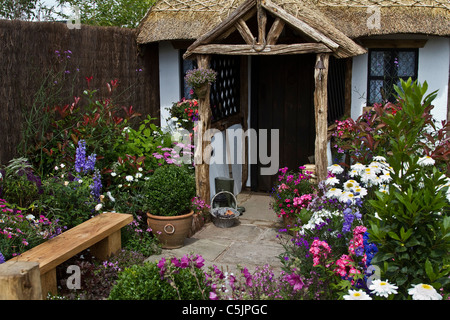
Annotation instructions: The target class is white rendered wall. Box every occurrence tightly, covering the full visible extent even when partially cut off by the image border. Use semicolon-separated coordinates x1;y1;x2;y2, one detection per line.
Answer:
350;37;449;122
158;42;180;129
418;37;450;123
350;53;369;120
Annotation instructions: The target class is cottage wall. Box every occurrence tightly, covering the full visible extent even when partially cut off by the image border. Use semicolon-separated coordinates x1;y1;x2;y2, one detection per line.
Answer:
351;36;450;122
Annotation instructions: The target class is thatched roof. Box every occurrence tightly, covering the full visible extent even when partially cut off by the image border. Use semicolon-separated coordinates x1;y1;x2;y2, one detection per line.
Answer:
136;0;450;44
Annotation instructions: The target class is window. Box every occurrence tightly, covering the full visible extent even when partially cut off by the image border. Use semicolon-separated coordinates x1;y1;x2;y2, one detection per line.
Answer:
367;49;418;105
209;55;240;123
180;50;197;100
180;52;241;123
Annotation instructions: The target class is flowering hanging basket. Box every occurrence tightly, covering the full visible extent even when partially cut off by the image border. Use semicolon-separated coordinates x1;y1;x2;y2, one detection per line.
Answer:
194;83;208;99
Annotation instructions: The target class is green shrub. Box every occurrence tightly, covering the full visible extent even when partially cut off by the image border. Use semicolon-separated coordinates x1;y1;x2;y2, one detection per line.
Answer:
108;260;207;300
367;79;450;298
143;165;196;216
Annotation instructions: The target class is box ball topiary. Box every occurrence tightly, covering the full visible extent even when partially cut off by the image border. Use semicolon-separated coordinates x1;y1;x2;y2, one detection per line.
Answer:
143;165;196;216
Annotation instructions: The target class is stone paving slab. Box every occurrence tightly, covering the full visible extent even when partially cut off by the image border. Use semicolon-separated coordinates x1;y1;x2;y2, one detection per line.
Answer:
144;191;287;274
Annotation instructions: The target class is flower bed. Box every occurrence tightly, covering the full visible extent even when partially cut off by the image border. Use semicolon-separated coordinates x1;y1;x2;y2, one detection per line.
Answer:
1;64;448;301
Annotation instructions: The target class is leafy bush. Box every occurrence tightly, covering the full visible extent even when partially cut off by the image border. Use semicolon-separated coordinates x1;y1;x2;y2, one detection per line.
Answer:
143;165;196;216
108;255;210;300
366;79;450;298
0;158;42;208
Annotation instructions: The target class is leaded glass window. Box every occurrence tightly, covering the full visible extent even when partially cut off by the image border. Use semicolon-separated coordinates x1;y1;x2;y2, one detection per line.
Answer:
367;49;418;105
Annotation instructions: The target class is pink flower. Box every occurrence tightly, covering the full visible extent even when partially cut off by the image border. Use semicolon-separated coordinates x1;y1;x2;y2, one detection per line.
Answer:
209;291;218;300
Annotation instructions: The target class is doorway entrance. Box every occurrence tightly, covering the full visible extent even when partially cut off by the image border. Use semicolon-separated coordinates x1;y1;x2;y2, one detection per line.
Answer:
250;54;316;192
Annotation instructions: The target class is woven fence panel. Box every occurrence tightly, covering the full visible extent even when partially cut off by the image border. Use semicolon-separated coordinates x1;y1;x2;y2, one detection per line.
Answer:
0;20;160;165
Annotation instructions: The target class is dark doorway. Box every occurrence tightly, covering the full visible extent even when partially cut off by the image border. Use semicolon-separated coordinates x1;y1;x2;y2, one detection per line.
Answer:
250;54;316;192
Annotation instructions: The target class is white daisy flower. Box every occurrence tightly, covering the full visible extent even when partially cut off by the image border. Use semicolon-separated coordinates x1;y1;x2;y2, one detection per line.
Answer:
326;187;342;198
339;191;356;204
343;179;359;191
408;283;442;300
327;164;344;175
369;162;383;174
373;156;386;162
417;155;435;167
380;172;392;183
343;289;372;300
325;176;340;186
60;163;65;168
135;172;143;179
354;186;368;197
111;172;117;177
350;162;365;172
348;169;359;178
125;175;134;182
95;203;103;211
369;279;398;298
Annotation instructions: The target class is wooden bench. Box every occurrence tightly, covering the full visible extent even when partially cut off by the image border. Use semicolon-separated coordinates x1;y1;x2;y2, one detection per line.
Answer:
2;212;133;299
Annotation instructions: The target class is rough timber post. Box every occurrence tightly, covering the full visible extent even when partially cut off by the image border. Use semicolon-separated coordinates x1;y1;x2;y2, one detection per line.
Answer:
314;53;330;183
195;55;212;205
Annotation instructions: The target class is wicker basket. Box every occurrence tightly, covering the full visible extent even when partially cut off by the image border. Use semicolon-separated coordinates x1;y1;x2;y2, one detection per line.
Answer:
210;191;240;228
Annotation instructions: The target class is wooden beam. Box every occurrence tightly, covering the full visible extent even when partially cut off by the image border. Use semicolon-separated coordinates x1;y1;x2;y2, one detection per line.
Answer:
256;0;267;45
189;43;332;56
261;0;339;50
266;17;285;45
184;0;256;59
195;55;212;205
236;18;255;45
314;53;330;183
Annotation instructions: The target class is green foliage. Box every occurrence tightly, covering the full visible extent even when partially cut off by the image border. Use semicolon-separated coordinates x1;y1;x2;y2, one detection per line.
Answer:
0;158;42;208
112;115;173;174
38;172;98;229
142;165;196;216
108;260;208;300
366;79;450;297
57;0;156;28
0;0;40;20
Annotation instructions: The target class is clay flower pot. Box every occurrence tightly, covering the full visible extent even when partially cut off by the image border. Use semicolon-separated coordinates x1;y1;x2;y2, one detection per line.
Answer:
146;210;194;249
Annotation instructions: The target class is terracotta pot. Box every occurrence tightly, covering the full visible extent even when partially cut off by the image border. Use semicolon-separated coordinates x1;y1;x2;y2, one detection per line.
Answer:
146;210;194;249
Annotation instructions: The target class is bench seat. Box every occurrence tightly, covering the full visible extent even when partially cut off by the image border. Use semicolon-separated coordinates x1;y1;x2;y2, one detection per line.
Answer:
9;212;133;297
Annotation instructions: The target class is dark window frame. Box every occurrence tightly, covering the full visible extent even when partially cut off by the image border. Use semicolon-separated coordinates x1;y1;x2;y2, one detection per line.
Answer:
179;52;241;123
367;48;419;106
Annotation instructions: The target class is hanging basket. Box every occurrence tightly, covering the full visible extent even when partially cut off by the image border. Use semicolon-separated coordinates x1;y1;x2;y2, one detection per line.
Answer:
210;191;240;228
194;83;208;99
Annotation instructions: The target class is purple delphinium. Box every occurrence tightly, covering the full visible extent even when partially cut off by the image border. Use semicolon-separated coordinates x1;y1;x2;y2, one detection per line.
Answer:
75;140;86;173
75;140;96;174
85;153;96;172
342;207;355;233
89;170;102;201
0;251;5;264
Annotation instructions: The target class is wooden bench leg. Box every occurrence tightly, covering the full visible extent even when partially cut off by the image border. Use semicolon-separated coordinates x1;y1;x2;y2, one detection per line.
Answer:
90;229;122;261
40;268;57;299
0;261;43;300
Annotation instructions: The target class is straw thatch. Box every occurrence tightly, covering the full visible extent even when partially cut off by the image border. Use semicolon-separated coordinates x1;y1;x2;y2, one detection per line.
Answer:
136;0;450;44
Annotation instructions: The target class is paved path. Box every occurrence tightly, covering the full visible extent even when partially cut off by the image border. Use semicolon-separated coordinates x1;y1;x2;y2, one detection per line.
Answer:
145;191;288;274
